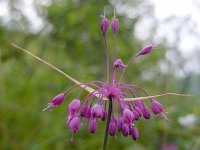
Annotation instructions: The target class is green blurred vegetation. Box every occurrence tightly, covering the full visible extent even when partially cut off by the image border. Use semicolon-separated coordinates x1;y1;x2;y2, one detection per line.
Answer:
0;0;199;150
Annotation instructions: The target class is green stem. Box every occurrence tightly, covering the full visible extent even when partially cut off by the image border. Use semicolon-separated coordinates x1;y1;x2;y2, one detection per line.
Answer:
103;96;112;150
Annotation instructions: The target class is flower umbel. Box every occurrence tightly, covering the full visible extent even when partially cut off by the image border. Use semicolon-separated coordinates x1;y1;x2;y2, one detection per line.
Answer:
11;9;192;150
45;11;164;148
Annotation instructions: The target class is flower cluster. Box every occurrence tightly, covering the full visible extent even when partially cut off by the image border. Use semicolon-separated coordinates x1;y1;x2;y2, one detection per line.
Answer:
44;11;166;141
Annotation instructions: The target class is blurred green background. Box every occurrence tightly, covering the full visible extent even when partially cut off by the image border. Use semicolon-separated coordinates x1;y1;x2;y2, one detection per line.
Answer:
0;0;200;150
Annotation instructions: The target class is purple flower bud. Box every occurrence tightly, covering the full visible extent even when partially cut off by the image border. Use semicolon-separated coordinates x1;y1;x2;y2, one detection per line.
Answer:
132;109;140;120
89;118;97;133
114;59;126;69
67;116;80;133
117;116;124;131
142;106;151;119
134;100;144;110
139;44;155;56
68;99;81;115
43;93;65;111
134;107;142;117
101;108;108;121
91;104;104;118
109;120;117;136
131;126;139;140
100;17;109;36
52;93;65;105
111;18;119;33
150;100;164;115
121;124;130;137
80;104;88;117
123;108;135;123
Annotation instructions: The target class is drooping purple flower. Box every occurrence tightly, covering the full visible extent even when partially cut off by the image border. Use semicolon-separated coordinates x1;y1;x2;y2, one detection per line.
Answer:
43;93;65;111
101;17;109;36
121;124;130;137
114;59;126;69
91;104;104;118
134;107;142;117
134;100;144;110
150;99;164;115
89;118;97;133
130;126;139;140
132;109;140;120
142;106;151;119
101;108;108;121
111;18;119;33
138;44;156;56
123;108;135;123
109;120;117;136
67;116;80;133
117;116;124;131
68;99;81;115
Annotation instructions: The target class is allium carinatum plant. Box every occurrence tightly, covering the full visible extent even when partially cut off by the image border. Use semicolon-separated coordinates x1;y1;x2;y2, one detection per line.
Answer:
12;10;191;150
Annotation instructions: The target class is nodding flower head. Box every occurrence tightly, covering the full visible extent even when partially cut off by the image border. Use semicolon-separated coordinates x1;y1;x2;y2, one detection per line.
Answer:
68;99;81;115
131;126;139;140
150;99;164;115
44;10;168;143
67;116;80;133
89;118;97;133
109;119;117;136
114;59;126;69
43;93;65;111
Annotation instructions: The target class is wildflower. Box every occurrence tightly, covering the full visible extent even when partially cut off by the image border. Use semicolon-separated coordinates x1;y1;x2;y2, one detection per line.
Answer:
27;9;189;150
111;14;119;34
89;118;97;133
150;99;164;115
100;16;109;36
138;44;156;56
121;124;130;137
43;93;65;111
91;104;104;118
68;99;81;115
130;126;139;140
67;116;80;133
142;106;151;119
109;120;117;136
12;9;191;150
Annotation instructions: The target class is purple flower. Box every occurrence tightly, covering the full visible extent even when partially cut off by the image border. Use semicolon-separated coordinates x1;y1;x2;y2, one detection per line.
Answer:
121;124;130;137
89;118;97;133
132;109;140;120
101;108;108;121
91;104;104;118
67;116;80;133
117;116;124;131
109;120;117;136
134;100;144;110
111;18;119;33
43;93;65;111
131;126;139;140
138;44;156;56
134;107;142;117
150;99;164;115
43;10;169;145
114;59;126;69
123;108;135;123
68;99;81;115
101;17;109;36
142;106;151;119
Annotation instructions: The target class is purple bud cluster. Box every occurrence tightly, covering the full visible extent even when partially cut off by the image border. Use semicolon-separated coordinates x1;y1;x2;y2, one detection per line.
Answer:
44;10;166;144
